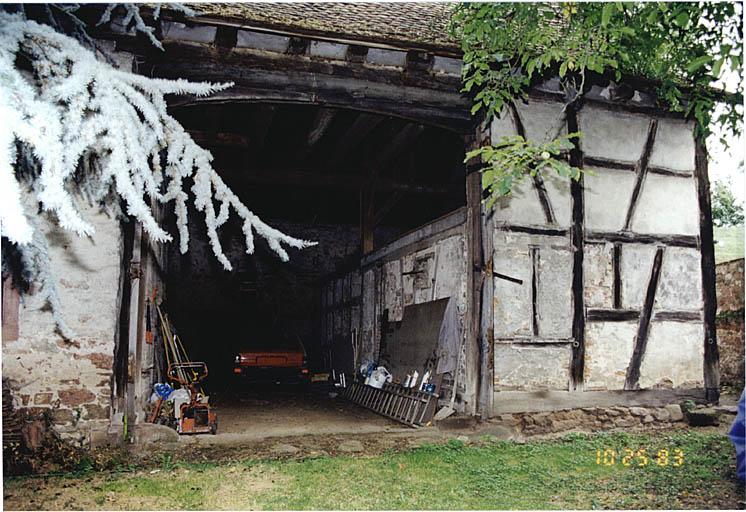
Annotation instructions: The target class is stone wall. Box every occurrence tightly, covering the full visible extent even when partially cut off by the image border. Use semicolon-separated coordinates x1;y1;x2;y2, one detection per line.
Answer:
716;258;744;390
2;204;122;446
492;404;686;436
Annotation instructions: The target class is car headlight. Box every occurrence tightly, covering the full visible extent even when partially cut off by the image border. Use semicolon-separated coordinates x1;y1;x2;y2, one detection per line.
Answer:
234;355;240;364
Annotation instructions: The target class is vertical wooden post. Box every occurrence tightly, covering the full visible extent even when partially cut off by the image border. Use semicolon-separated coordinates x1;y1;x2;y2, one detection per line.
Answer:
566;103;586;390
125;223;143;433
464;131;484;416
478;206;494;418
361;186;375;255
694;136;720;403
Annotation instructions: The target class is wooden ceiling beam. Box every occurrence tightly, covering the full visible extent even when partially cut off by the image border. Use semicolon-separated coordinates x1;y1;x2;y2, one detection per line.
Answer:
326;112;386;168
296;107;336;160
219;166;459;196
373;122;424;166
187;129;250;148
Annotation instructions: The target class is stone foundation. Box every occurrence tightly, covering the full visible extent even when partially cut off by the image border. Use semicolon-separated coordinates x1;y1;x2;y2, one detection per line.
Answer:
491;404;685;436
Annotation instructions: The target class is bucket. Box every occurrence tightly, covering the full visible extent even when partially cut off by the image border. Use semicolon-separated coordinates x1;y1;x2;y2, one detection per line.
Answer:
368;366;392;389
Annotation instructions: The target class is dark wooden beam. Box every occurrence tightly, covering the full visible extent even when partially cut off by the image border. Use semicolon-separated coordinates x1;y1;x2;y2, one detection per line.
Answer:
286;36;309;55
694;137;720;403
567;102;586;390
584;156;694;177
220;166;460;196
466;129;485;416
587;309;640;322
585;230;699;248
530;246;540;337
587;309;704;322
327;113;386;168
494;224;570;237
508;102;556;225
624;246;665;390
654;311;703;322
296;108;336;160
623;119;658;230
187;129;250;148
214;25;237;49
613;243;622;309
134;41;471;131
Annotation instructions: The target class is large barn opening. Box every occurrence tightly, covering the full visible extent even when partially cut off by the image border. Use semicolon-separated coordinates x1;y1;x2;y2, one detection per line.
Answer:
157;102;467;436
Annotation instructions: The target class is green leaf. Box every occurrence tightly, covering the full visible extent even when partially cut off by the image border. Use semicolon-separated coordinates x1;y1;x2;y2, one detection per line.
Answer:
686;55;713;73
674;12;689;27
712;57;724;78
602;3;615;26
559;60;568;78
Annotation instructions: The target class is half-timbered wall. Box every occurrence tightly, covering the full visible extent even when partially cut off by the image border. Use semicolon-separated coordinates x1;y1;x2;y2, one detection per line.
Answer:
487;95;710;410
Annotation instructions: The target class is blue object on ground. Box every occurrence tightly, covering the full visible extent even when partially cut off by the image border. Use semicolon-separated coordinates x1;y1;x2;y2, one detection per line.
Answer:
729;390;745;481
154;382;174;399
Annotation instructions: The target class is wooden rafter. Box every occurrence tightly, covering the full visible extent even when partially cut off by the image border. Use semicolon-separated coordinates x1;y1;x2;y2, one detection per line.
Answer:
327;113;386;168
296;108;336;160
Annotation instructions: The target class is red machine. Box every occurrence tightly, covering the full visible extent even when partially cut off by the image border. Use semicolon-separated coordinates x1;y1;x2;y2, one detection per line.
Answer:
167;362;218;435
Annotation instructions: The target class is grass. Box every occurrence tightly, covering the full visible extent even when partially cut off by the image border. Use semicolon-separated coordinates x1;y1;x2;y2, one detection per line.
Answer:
714;225;744;263
3;430;742;510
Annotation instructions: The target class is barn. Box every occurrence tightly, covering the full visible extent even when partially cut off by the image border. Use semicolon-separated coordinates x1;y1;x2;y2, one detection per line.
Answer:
1;3;719;446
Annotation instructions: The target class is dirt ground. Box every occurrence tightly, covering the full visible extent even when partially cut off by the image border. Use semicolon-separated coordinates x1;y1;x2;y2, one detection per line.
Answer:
202;383;402;441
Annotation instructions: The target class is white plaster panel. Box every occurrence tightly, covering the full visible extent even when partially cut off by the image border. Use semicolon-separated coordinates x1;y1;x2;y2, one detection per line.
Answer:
16;204;121;344
492;179;547;227
490;109;517;143
584;243;614;309
432;55;462;75
655;247;703;311
579;107;652;162
310;41;348;60
584;321;637;390
516;99;567;143
537;245;573;338
583;167;637;231
433;236;467;303
621;244;658;309
383;260;403;321
236;30;289;52
630;174;699;236
649;118;696;172
542;172;572;228
493;232;533;338
162;21;216;43
366;48;406;67
493;344;572;391
639;321;704;389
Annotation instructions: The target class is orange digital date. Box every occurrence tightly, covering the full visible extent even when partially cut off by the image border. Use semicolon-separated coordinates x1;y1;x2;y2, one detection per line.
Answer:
595;448;684;467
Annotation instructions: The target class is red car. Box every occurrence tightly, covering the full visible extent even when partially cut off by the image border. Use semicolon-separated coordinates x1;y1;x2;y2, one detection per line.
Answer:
233;338;310;383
